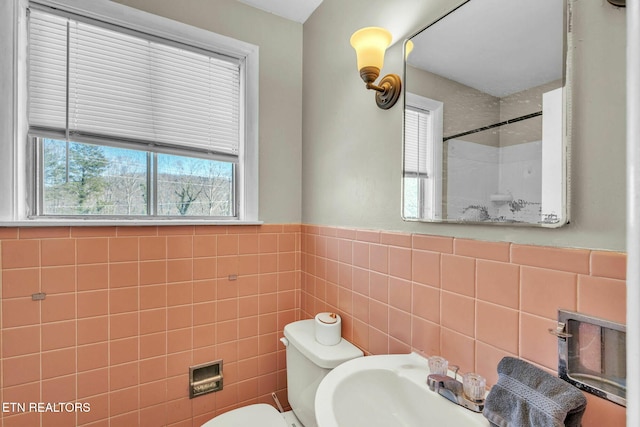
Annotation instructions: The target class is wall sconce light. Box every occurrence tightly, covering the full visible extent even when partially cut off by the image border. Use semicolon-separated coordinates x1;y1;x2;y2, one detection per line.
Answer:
350;27;402;110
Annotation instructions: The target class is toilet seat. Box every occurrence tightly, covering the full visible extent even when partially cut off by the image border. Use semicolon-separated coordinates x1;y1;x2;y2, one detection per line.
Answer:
200;403;288;427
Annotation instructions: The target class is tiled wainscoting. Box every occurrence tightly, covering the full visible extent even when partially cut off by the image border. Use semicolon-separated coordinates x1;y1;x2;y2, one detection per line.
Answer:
0;223;628;426
0;225;301;427
300;225;627;427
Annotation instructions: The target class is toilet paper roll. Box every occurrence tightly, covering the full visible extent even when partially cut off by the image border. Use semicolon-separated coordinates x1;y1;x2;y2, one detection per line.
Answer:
314;312;342;346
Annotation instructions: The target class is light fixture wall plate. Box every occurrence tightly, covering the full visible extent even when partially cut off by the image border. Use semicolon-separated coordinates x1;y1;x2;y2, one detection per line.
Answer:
375;74;401;110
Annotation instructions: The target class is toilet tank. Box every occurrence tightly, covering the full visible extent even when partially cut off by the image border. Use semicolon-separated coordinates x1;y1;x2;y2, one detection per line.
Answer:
283;319;363;427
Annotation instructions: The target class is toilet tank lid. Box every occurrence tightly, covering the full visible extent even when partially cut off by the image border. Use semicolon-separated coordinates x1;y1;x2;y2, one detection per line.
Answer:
283;319;364;369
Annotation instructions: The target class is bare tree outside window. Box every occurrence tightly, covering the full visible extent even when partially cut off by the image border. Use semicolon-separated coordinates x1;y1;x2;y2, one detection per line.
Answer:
157;153;234;217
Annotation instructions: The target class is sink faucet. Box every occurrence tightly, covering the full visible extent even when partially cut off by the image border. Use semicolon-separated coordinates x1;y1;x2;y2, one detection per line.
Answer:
427;368;485;413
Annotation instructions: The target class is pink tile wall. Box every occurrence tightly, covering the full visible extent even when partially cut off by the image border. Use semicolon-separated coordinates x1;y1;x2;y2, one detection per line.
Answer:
0;223;627;426
301;226;627;427
0;224;301;427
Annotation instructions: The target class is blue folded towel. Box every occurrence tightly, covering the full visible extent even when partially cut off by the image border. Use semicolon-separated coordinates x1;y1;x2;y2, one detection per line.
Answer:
483;357;587;427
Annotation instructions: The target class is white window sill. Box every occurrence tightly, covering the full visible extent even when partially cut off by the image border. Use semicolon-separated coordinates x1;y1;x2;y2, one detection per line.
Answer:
0;219;264;227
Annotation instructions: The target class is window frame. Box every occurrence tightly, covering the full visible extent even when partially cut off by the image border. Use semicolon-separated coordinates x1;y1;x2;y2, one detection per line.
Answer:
403;92;443;221
1;0;260;224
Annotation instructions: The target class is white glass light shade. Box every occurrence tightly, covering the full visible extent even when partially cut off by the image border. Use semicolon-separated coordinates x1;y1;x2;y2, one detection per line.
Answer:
350;27;392;71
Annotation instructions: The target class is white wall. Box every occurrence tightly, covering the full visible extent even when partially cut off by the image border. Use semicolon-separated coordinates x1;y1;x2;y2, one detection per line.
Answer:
541;88;565;222
302;0;627;251
446;139;499;220
446;139;542;223
497;141;543;222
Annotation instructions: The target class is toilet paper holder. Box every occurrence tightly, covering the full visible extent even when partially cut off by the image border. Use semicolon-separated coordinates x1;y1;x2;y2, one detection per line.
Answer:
189;360;223;398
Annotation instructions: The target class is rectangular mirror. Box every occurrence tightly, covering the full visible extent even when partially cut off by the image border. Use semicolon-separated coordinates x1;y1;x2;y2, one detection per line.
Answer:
403;0;571;226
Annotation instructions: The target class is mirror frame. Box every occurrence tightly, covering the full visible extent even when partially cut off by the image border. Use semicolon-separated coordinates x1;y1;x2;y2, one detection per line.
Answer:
401;0;572;227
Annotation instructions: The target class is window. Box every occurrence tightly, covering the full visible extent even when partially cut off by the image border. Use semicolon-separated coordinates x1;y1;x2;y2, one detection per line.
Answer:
403;93;443;220
39;139;235;217
2;0;258;222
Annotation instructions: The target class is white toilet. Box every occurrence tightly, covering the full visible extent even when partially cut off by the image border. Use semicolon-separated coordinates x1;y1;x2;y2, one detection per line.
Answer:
201;319;363;427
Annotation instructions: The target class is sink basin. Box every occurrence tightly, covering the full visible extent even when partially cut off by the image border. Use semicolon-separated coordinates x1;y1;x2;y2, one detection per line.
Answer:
315;352;491;427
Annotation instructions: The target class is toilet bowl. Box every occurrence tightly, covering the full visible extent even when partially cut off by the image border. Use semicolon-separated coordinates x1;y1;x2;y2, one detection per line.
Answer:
201;403;289;427
201;319;363;427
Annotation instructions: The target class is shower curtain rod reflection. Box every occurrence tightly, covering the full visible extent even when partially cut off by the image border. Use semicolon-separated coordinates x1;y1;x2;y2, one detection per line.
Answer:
443;111;542;142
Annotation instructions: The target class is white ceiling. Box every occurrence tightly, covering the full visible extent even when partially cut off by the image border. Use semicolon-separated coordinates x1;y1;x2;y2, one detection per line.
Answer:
407;0;564;97
236;0;323;23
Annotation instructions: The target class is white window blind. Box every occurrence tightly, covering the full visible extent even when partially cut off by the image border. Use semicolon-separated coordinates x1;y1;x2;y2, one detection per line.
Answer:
404;106;431;177
28;8;241;159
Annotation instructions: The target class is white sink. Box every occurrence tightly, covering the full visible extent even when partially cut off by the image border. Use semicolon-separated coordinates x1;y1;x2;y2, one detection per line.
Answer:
315;352;491;427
